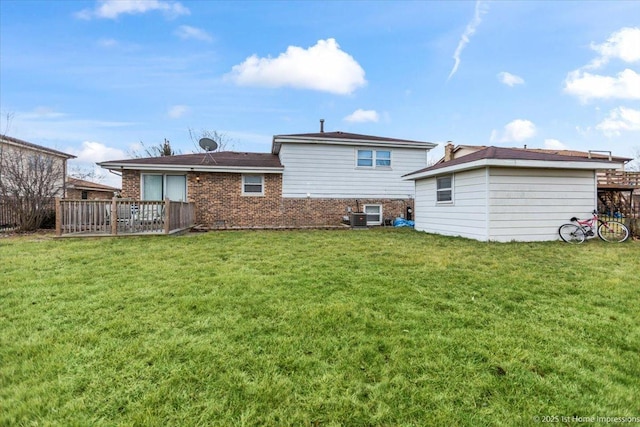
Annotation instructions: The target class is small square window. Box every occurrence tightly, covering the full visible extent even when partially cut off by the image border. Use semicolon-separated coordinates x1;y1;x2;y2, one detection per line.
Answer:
242;175;264;195
363;204;382;225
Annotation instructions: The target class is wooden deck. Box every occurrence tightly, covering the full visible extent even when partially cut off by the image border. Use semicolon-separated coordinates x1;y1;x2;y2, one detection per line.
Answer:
597;170;640;190
55;198;195;237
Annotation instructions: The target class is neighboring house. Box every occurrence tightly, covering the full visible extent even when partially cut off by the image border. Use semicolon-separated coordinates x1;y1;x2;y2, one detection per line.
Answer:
0;135;76;197
66;177;120;200
404;146;624;242
98;128;435;228
0;134;76;229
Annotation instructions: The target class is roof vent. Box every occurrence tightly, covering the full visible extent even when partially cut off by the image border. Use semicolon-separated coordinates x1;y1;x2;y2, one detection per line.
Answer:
320;119;325;133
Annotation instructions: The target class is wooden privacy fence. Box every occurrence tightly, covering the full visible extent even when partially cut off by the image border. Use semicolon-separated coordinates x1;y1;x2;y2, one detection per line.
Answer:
0;199;19;230
56;198;195;237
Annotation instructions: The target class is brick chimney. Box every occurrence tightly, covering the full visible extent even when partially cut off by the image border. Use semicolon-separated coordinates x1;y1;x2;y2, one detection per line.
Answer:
444;142;455;162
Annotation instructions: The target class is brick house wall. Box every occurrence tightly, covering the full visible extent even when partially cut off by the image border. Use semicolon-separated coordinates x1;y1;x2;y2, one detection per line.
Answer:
66;188;115;200
121;170;413;228
121;170;141;198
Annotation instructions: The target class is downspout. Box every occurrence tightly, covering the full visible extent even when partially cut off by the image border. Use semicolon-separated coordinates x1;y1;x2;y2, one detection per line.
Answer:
62;158;68;198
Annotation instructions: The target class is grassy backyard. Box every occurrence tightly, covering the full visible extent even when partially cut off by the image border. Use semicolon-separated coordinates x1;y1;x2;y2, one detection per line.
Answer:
1;229;639;426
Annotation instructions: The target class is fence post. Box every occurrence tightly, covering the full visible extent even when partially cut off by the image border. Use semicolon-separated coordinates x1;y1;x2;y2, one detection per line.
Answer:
164;198;170;234
55;198;62;237
111;197;118;235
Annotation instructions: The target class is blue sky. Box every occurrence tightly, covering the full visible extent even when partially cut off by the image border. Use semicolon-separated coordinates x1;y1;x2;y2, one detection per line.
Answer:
1;0;639;187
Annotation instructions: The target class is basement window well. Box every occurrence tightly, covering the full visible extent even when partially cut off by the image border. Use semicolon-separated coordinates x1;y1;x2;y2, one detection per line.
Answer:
363;204;382;225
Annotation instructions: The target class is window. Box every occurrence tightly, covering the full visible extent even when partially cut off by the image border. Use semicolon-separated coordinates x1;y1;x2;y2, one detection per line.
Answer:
436;175;453;203
376;150;391;167
357;150;392;168
363;204;382;225
81;191;88;200
142;174;186;201
242;174;264;196
357;150;373;167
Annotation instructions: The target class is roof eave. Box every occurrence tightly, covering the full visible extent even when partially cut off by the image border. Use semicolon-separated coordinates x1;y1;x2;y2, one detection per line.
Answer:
98;162;284;174
404;159;624;180
272;135;436;150
1;137;76;159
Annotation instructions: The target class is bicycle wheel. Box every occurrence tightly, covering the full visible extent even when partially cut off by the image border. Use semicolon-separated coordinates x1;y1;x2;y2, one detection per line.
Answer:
559;224;586;244
597;221;629;242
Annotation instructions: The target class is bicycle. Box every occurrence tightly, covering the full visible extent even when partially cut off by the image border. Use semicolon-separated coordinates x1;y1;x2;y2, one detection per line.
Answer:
558;210;629;244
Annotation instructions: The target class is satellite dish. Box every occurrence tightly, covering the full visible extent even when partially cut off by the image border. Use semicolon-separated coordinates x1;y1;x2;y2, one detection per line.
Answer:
199;137;218;152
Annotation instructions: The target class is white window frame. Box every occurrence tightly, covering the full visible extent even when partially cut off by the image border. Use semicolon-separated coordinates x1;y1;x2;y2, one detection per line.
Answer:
141;173;187;201
356;149;392;169
436;174;453;204
242;174;264;196
363;204;383;225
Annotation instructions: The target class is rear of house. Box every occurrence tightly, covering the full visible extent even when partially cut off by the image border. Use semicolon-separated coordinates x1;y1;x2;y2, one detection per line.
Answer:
405;147;623;242
98;128;436;229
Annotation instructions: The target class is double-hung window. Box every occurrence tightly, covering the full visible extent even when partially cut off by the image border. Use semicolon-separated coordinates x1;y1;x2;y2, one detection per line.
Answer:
436;175;453;203
242;174;264;196
142;174;187;201
357;150;392;168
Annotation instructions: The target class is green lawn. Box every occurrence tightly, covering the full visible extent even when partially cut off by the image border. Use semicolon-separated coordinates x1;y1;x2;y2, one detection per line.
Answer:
1;229;639;426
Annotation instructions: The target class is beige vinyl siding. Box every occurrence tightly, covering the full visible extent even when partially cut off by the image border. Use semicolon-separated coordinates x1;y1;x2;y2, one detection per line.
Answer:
279;143;427;198
487;167;596;242
414;168;488;240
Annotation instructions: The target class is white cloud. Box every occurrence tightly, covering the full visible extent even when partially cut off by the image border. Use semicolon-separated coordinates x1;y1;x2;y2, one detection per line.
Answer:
344;109;379;123
564;68;640;101
72;141;127;163
447;0;489;81
498;71;524;87
588;27;640;69
596;106;640;137
174;25;213;42
98;38;118;48
76;0;189;20
167;105;189;119
491;119;536;143
226;38;366;95
543;139;567;150
29;107;66;119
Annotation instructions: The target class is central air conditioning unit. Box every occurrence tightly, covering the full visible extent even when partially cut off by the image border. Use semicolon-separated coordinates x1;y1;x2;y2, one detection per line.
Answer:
350;212;367;228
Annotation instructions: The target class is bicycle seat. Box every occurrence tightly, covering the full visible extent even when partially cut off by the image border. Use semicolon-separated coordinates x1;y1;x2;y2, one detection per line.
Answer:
570;217;578;221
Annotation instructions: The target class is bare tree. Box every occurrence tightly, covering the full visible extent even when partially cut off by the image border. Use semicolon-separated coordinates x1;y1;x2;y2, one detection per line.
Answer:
628;147;640;171
0;145;64;231
68;165;106;183
188;128;235;152
128;138;179;158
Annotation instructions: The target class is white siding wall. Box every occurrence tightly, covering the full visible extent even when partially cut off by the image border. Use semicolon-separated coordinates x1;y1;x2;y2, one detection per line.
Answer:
279;143;427;198
487;167;596;242
414;168;488;240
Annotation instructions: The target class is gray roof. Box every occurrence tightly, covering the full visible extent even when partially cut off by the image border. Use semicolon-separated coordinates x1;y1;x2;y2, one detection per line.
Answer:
272;130;436;153
405;146;623;178
275;131;432;144
67;177;120;192
0;135;76;159
99;151;283;170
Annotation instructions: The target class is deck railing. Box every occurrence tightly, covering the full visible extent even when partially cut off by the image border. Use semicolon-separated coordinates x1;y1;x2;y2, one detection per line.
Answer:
597;170;640;188
55;198;195;237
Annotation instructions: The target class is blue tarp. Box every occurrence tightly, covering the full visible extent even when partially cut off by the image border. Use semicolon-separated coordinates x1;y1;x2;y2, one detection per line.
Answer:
393;218;415;227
